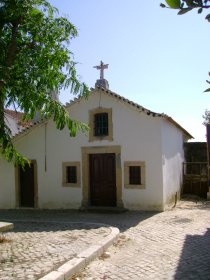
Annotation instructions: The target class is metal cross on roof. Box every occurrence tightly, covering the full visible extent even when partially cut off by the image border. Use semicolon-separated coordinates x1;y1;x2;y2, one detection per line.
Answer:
93;61;109;79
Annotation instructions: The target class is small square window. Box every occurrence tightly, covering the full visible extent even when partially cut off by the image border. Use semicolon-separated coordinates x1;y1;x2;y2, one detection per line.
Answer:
66;166;77;183
94;113;108;136
129;166;141;185
62;162;80;187
124;161;145;189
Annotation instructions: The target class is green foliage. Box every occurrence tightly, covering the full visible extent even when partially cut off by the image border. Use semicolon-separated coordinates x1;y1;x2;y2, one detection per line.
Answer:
0;0;89;166
204;72;210;92
202;109;210;125
161;0;210;18
165;0;181;8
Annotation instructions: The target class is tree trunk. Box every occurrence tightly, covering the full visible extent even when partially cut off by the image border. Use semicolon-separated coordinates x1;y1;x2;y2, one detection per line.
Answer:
0;18;21;149
0;94;6;148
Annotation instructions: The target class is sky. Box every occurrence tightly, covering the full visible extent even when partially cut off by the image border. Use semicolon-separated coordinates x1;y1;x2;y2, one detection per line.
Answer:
49;0;210;142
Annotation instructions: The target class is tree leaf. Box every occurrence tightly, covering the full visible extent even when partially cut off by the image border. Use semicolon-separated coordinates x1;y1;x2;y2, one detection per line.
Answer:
205;13;210;21
185;0;195;7
178;7;193;15
198;7;203;13
160;3;166;7
165;0;181;8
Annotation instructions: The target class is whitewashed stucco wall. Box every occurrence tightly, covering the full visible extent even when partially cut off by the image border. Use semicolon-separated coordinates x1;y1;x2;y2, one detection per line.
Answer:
14;122;82;209
161;119;185;209
68;91;164;210
0;113;20;208
110;99;164;210
0;90;184;210
0;159;15;208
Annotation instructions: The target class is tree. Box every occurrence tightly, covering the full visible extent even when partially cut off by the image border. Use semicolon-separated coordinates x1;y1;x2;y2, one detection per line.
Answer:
0;0;89;167
161;0;210;17
202;109;210;125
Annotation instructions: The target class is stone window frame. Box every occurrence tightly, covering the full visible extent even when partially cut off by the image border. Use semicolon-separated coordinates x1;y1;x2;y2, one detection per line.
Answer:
124;161;146;189
62;162;80;187
89;107;113;142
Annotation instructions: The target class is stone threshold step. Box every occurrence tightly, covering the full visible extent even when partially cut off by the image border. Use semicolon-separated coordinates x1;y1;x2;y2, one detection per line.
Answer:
80;206;128;214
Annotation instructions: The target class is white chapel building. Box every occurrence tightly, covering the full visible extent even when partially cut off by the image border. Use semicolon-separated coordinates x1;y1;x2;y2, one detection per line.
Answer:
0;62;193;211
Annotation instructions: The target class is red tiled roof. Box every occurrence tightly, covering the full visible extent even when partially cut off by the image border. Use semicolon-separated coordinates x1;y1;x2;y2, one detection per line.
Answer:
7;87;193;140
4;109;32;127
4;109;24;121
66;87;193;139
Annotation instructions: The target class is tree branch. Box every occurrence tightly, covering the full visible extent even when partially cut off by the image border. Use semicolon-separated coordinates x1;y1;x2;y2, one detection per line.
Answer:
0;17;22;93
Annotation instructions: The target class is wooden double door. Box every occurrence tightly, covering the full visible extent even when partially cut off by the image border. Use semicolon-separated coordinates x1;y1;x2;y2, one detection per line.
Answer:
89;153;116;206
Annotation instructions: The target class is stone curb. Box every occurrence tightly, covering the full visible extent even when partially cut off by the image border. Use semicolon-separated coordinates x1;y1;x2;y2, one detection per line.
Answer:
0;222;14;232
39;226;120;280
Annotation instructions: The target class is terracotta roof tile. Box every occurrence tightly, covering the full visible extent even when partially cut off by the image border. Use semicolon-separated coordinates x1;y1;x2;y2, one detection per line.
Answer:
7;86;193;140
4;109;33;127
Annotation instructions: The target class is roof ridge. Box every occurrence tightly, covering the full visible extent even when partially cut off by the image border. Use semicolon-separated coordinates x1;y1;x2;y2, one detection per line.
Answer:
93;86;165;117
7;87;193;140
88;87;193;138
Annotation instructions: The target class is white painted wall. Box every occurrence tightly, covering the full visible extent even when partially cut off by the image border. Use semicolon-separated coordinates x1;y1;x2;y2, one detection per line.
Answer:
161;119;185;209
68;91;164;210
111;100;164;210
0;159;15;208
13;122;82;209
0;90;186;210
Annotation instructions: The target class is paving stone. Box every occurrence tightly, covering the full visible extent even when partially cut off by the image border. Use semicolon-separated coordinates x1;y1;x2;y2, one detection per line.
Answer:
72;199;210;280
0;199;210;280
0;219;111;280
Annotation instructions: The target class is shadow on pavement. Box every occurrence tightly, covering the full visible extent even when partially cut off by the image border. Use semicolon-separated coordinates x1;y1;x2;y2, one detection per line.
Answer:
0;209;159;232
174;228;210;280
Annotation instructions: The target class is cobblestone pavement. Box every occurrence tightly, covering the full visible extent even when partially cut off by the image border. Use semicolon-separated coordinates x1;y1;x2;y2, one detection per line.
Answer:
0;219;111;280
0;198;209;280
73;198;210;280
